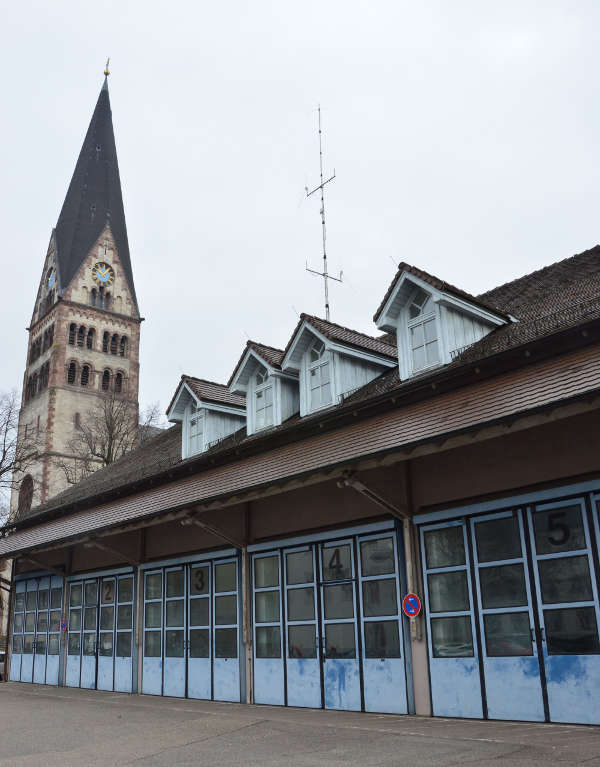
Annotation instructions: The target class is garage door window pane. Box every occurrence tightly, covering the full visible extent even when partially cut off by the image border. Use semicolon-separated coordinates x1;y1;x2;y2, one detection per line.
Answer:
36;635;46;655
49;611;61;632
166;630;184;657
101;581;114;604
67;634;80;655
544;607;600;655
287;587;315;621
13;636;23;653
324;583;354;619
215;628;237;658
99;632;113;657
475;517;522;563
325;623;356;659
83;633;96;655
48;635;60;655
26;592;37;611
50;588;62;609
38;590;49;610
118;605;132;629
539;556;593;604
362;579;398;617
215;595;237;625
70;585;82;606
144;631;161;657
166;600;184;627
166;571;184;598
288;625;316;658
255;556;279;588
256;626;281;658
255;591;279;623
364;620;401;658
190;629;209;658
431;616;473;657
117;632;132;658
360;538;395;576
13;614;23;633
190;599;209;626
100;606;114;630
190;566;209;596
322;545;352;581
533;506;586;555
479;564;527;609
37;612;48;632
145;602;161;628
484;612;532;656
23;635;34;654
85;582;98;605
215;562;236;593
145;573;162;600
69;609;81;631
424;526;465;569
25;613;35;633
84;607;97;630
428;571;469;613
118;578;133;603
286;551;314;585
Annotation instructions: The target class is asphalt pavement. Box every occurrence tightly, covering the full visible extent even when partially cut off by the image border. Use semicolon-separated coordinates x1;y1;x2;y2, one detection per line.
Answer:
0;682;598;766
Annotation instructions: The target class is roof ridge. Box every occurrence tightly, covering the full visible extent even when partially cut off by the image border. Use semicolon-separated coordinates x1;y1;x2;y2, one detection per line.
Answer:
182;375;231;389
247;340;285;353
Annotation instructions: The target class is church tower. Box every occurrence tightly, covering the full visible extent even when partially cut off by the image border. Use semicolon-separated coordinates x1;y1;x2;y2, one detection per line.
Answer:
11;73;140;518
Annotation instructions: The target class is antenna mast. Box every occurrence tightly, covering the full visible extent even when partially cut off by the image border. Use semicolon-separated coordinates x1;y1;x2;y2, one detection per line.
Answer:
305;105;342;321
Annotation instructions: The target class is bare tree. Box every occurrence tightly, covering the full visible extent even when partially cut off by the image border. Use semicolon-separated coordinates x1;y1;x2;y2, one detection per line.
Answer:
0;389;44;509
58;392;165;486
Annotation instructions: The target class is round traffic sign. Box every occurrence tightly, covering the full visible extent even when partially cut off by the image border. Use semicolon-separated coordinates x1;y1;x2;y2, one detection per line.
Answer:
402;593;421;618
60;619;67;633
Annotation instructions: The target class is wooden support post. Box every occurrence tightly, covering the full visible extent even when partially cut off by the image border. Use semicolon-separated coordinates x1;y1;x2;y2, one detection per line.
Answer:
241;545;253;704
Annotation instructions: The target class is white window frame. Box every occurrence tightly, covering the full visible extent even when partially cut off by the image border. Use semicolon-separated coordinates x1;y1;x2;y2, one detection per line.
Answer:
406;289;440;374
187;404;204;457
306;339;333;413
254;367;274;432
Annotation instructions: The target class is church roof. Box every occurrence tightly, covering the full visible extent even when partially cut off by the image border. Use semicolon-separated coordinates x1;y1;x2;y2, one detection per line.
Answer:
54;78;137;309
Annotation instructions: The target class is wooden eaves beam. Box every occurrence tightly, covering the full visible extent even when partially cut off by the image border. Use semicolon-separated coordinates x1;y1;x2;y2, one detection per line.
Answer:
337;470;411;521
20;555;65;578
181;513;244;550
83;539;139;567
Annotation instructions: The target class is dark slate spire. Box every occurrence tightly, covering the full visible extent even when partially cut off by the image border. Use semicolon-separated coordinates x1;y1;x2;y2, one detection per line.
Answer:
54;78;138;310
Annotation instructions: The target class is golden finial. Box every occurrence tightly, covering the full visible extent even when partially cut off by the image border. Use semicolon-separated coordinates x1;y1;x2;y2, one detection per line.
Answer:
104;58;110;77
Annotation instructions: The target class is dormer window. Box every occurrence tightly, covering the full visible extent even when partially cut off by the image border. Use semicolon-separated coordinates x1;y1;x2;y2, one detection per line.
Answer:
308;340;332;410
189;405;204;455
407;288;439;373
255;367;274;431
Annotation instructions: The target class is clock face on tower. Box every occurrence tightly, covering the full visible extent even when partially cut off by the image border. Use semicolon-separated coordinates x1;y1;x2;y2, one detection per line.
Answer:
91;262;115;286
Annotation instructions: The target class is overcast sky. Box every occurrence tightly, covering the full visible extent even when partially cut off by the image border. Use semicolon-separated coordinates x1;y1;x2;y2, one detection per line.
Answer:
2;1;599;413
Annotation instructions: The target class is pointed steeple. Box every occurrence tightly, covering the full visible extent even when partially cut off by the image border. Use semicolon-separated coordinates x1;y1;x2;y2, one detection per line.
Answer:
54;77;138;310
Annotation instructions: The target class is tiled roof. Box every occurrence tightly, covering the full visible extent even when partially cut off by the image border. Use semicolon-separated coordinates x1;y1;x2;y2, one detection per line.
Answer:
283;313;398;361
24;424;183;520
373;262;509;323
227;341;286;388
184;377;246;408
15;245;600;529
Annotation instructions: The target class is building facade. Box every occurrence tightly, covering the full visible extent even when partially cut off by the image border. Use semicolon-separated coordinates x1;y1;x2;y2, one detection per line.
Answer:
2;78;600;724
11;76;140;519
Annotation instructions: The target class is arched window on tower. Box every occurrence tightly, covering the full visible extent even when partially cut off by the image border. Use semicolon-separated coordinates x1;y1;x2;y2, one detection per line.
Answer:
67;362;76;385
32;373;39;396
104;292;110;310
115;372;123;393
69;323;76;345
17;475;34;519
81;365;90;387
119;336;127;357
103;332;109;353
86;328;95;350
74;412;81;428
110;334;118;355
77;326;85;347
90;288;97;306
102;369;110;391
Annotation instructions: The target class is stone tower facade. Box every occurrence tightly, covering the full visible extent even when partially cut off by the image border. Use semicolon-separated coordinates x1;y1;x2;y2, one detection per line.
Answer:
10;77;140;518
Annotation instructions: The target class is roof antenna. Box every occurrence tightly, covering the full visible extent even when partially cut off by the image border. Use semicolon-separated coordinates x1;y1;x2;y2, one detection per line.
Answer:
305;105;342;321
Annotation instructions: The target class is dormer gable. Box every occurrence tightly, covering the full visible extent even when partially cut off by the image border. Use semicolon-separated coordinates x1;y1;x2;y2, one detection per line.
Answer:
374;264;510;380
167;377;245;459
228;342;298;436
282;314;397;417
